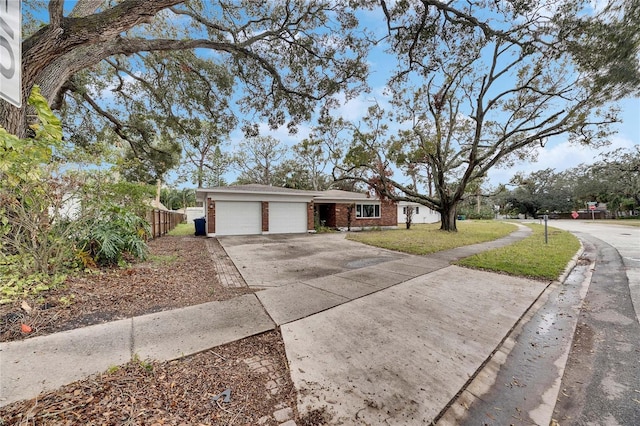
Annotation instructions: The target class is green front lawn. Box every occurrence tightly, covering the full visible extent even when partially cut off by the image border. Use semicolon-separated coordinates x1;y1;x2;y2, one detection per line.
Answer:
457;224;580;279
347;221;518;255
348;221;580;280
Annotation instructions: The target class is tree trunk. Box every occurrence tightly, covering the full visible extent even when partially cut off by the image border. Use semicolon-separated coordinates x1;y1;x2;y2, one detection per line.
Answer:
440;204;458;232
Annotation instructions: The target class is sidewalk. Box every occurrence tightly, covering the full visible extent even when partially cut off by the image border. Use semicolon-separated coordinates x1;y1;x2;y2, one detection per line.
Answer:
1;224;561;424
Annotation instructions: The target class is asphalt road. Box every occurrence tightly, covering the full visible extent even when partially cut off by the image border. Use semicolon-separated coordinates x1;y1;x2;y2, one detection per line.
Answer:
551;223;640;425
455;220;640;426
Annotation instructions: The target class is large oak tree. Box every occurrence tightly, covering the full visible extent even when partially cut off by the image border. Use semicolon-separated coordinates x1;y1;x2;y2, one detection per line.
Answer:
1;0;369;144
334;0;640;231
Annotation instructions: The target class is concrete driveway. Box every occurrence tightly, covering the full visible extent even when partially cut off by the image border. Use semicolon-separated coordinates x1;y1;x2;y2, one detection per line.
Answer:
218;230;553;424
218;233;409;288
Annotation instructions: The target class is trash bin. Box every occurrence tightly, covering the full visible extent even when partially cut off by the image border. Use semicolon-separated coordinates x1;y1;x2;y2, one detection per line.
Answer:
194;217;206;236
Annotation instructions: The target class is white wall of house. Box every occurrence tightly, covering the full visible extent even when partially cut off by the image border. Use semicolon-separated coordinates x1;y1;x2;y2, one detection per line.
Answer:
56;194;81;220
397;202;441;224
185;207;205;223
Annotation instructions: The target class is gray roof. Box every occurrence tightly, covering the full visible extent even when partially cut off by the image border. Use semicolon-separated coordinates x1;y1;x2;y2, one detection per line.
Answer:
197;184;315;195
196;184;378;202
313;189;371;201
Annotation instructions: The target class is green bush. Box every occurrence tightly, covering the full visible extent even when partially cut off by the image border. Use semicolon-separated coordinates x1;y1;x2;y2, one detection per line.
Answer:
78;203;151;266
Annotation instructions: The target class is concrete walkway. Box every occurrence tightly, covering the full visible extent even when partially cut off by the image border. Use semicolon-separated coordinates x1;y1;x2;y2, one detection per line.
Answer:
0;223;564;424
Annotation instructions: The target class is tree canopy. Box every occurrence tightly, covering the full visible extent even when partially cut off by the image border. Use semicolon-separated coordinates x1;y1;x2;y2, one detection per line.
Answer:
2;1;638;233
2;0;370;145
500;146;640;218
332;0;640;231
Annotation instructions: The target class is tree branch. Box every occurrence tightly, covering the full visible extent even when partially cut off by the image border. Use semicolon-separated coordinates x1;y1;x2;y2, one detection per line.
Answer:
69;0;104;18
48;0;64;29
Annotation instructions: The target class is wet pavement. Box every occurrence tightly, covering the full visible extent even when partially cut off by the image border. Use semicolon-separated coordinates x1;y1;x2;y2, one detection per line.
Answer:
453;240;592;425
443;221;640;426
553;233;640;425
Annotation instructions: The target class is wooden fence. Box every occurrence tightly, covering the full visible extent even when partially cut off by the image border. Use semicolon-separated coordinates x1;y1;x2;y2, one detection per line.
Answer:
146;209;186;239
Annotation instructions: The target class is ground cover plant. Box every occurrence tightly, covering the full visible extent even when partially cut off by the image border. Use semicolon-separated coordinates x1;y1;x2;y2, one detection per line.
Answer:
347;221;517;255
456;224;581;280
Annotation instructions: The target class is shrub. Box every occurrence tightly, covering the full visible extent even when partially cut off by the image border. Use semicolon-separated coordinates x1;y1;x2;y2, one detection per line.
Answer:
77;203;151;266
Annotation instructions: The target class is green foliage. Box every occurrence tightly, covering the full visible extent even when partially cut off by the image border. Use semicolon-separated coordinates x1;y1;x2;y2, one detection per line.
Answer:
0;87;157;302
79;176;156;218
0;257;66;304
0;86;61;185
0;86;75;300
457;225;581;280
78;203;151;266
132;354;154;374
234;136;287;185
161;188;195;210
502;147;640;218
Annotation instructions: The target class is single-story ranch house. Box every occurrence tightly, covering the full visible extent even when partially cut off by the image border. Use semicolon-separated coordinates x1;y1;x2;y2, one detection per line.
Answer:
195;184;397;236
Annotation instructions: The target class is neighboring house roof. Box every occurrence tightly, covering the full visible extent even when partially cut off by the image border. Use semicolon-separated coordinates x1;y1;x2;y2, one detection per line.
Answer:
146;199;170;211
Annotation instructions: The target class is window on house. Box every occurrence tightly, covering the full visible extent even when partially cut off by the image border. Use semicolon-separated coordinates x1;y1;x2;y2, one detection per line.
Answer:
402;206;420;214
403;206;418;215
356;203;380;218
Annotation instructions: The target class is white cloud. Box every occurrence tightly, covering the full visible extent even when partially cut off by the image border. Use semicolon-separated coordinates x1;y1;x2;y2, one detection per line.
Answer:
227;121;312;154
487;134;636;186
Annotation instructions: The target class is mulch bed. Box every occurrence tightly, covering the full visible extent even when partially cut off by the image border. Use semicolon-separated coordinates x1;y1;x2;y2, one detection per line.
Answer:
0;236;254;342
0;331;305;425
0;236;328;425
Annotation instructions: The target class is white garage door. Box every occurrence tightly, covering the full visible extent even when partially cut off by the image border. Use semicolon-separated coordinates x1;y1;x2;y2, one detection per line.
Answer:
216;201;262;236
269;202;308;234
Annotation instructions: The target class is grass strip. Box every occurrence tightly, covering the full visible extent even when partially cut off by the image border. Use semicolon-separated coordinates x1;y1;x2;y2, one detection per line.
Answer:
167;222;196;236
456;224;580;280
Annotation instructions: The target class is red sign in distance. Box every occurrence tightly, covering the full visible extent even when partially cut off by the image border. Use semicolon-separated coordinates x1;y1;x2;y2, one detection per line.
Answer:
589;205;596;210
571;211;579;219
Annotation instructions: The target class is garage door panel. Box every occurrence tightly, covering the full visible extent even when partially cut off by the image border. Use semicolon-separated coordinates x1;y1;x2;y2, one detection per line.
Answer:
269;202;307;234
216;201;261;236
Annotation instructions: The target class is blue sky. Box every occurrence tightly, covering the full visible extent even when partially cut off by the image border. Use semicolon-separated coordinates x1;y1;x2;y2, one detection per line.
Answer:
227;51;638;191
50;2;640;189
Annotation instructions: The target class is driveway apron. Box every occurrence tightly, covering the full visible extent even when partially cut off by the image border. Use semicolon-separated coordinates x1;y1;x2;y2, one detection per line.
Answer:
219;228;549;425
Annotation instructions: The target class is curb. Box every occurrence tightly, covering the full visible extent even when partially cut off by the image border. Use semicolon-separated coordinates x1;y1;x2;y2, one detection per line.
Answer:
436;243;587;425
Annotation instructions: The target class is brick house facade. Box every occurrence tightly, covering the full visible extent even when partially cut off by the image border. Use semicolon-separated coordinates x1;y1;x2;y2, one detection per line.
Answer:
196;185;398;236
